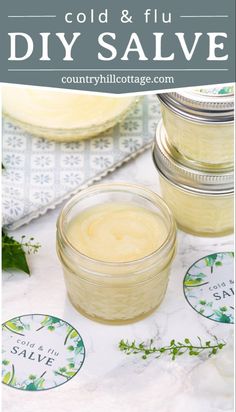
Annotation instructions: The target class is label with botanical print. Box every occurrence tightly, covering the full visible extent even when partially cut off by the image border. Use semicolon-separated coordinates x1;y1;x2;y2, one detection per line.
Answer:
183;252;234;324
2;314;85;391
195;84;234;96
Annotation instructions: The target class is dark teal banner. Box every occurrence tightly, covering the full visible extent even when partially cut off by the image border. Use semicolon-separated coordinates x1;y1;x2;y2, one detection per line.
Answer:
0;0;235;92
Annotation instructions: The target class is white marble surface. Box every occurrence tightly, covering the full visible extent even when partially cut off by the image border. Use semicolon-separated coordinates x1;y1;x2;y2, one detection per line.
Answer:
2;149;234;412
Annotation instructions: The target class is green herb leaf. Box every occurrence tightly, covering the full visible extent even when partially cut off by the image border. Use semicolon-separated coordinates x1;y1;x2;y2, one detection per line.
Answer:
118;336;226;361
2;232;30;274
2;230;41;275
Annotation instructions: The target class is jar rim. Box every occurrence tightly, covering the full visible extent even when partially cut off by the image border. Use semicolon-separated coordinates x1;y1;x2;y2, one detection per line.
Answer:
57;182;177;268
156;168;234;196
157;84;234;123
153;121;234;194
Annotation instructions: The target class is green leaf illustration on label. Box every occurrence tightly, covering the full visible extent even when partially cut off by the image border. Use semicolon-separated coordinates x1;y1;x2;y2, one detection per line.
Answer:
2;314;85;391
183;252;234;324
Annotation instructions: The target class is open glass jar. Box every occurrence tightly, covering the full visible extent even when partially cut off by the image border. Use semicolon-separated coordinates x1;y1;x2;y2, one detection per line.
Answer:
56;183;177;324
153;121;234;237
157;84;234;170
2;86;137;142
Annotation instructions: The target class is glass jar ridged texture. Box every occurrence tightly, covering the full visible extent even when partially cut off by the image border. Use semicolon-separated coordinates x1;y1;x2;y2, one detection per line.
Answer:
159;175;234;236
158;85;234;170
153;122;234;237
56;184;177;324
160;105;234;168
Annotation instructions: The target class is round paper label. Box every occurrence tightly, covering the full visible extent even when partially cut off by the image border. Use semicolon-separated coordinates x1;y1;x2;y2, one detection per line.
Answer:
183;252;234;324
195;84;234;97
2;314;85;391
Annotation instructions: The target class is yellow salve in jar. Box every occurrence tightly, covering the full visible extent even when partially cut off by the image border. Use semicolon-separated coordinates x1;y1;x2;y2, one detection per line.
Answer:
153;122;234;237
66;203;168;262
56;184;176;324
159;176;233;236
2;86;136;142
158;84;234;170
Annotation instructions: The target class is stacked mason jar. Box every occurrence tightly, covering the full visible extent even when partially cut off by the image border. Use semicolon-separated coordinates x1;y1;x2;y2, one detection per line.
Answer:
153;85;234;236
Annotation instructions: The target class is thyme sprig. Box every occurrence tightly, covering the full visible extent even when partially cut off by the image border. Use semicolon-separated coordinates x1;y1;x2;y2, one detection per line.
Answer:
119;336;226;360
18;235;41;254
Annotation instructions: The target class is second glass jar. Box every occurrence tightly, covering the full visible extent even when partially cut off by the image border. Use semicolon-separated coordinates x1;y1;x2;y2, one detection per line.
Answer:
153;122;234;237
157;85;234;170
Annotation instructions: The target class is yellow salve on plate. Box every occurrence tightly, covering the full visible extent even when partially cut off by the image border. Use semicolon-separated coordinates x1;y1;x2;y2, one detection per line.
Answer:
2;86;136;141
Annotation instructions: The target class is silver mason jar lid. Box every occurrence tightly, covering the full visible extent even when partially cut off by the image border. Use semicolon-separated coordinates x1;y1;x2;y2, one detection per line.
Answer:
157;84;234;123
153;121;234;194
